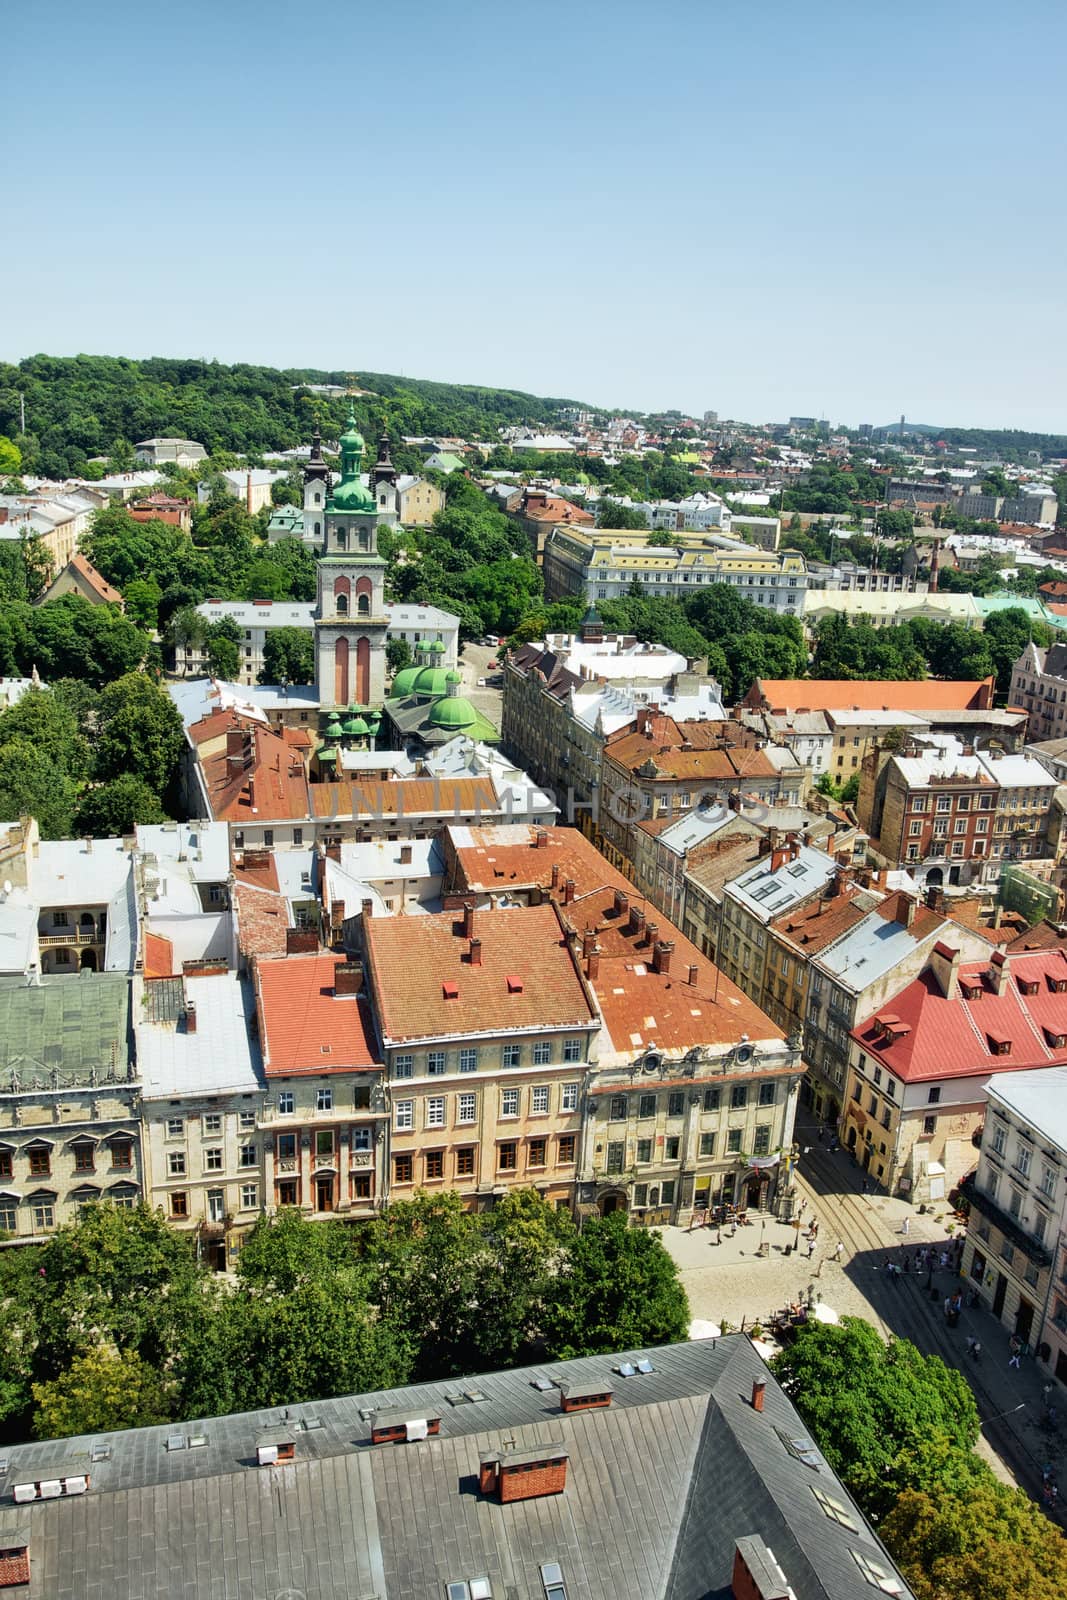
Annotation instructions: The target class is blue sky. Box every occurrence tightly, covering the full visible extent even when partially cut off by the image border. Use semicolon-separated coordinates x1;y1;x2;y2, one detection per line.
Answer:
9;0;1066;430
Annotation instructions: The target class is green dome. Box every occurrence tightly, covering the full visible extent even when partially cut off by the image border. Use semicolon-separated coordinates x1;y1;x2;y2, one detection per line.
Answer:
340;420;365;453
413;665;451;698
445;668;461;685
428;695;478;730
391;665;422;696
429;640;446;654
317;743;336;761
325;718;344;737
342;716;362;735
330;476;376;513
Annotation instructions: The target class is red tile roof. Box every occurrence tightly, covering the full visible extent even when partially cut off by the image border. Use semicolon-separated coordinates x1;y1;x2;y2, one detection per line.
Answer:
255;952;379;1075
234;883;291;960
68;553;123;605
443;824;783;1052
196;715;310;823
745;677;995;713
853;950;1067;1083
363;902;597;1045
605;718;780;782
309;776;497;821
770;888;872;956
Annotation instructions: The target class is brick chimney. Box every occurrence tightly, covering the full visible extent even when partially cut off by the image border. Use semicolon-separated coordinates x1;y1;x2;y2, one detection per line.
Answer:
751;1378;766;1412
731;1537;790;1600
469;937;482;966
184;999;197;1034
535;827;549;848
334;962;363;996
582;928;597;959
587;950;600;980
989;949;1009;995
285;927;319;955
362;897;374;921
226;727;247;762
551;863;561;889
399;843;412;865
563;878;576;905
653;940;674;975
613;888;629;917
462;902;476;938
645;920;659;947
478;1444;569;1503
688;963;698;985
628;905;645;936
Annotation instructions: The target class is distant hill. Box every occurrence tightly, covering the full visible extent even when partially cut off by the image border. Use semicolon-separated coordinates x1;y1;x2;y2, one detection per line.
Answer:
877;420;1067;460
0;353;593;479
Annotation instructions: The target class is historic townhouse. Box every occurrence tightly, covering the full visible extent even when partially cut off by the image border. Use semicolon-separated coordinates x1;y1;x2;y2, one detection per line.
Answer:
845;944;1067;1204
963;1068;1067;1367
254;949;389;1219
137;969;266;1270
0;974;140;1240
363;902;600;1209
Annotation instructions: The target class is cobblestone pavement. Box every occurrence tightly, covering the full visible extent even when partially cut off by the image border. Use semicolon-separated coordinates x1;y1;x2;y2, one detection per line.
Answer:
659;1115;1067;1511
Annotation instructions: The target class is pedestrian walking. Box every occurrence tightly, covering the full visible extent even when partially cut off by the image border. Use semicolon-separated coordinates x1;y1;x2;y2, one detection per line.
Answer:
971;1340;982;1362
940;1250;949;1270
811;1219;819;1239
1009;1336;1022;1370
901;1217;910;1237
1043;1383;1054;1407
807;1238;816;1259
817;1126;825;1142
966;1335;978;1358
834;1241;844;1262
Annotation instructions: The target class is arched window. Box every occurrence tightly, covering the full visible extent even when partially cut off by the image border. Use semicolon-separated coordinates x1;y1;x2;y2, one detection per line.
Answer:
357;593;369;615
313;521;320;537
337;529;348;549
313;491;321;505
336;592;349;616
334;576;351;617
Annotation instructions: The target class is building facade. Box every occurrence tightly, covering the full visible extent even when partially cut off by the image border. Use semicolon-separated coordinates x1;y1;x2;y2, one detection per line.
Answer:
542;526;807;615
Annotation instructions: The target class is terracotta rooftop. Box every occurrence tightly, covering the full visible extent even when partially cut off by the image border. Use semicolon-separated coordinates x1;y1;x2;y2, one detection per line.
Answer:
442;824;782;1053
853;949;1067;1083
232;851;280;893
770;885;873;955
363;901;597;1046
143;931;175;979
1007;920;1067;955
309;775;497;822
197;716;310;824
68;552;123;605
745;677;995;713
605;716;781;782
234;883;291;960
255;951;379;1075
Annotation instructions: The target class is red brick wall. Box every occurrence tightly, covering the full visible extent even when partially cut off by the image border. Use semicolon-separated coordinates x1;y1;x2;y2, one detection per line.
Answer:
499;1459;568;1502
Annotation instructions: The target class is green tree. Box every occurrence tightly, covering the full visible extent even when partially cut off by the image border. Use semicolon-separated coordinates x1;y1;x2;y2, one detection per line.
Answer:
204;617;241;679
0;436;21;475
260;626;315;685
770;1319;978;1516
74;775;168;836
237;1209;356;1294
28;1203;207;1383
32;1344;173;1438
93;673;185;796
882;1478;1067;1600
386;636;412;675
123;576;163;632
983;607;1050;695
597;499;649;530
540;1210;689;1359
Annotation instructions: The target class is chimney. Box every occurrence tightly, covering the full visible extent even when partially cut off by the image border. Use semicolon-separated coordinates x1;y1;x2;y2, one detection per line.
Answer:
751;1378;766;1413
587;950;600;980
226;727;245;762
628;905;645;936
551;863;561;889
757;834;772;857
478;1444;569;1504
688;963;698;985
653;940;674;975
989;949;1009;995
362;897;374;921
563;878;576;905
334;961;363;996
285;927;319;955
184;1000;197;1034
399;843;412;865
731;1537;790;1600
535;827;549;849
613;888;629;917
469;936;482;966
929;940;962;999
645;920;660;946
582;928;597;959
462;902;476;938
247;776;256;808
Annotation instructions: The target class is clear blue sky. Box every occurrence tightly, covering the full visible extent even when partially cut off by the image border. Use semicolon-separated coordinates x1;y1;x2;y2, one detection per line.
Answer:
10;0;1066;430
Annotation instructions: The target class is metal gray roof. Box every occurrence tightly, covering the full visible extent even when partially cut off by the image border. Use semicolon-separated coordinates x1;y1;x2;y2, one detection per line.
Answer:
0;1337;915;1600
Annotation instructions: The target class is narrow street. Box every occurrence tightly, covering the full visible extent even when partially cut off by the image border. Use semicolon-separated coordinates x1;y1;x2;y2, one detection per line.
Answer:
663;1119;1067;1516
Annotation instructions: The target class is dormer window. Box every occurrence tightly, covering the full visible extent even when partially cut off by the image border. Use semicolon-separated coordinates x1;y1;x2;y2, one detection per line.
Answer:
960;980;983;1000
1018;978;1039;996
988;1035;1012;1056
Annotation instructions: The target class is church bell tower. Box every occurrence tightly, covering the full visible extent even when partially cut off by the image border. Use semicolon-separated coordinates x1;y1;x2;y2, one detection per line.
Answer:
314;411;389;710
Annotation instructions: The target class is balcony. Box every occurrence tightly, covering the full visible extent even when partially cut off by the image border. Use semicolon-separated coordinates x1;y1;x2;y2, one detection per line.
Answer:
961;1173;1052;1267
39;928;103;948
